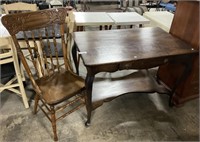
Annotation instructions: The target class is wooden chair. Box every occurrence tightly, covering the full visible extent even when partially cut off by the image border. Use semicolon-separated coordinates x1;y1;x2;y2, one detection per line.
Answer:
0;37;29;108
2;8;86;141
3;2;38;14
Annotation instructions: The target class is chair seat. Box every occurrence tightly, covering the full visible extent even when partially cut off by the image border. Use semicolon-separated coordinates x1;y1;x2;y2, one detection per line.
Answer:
36;71;85;105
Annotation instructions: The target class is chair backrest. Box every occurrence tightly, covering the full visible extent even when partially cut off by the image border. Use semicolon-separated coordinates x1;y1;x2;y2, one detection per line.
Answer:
3;2;38;14
2;8;73;94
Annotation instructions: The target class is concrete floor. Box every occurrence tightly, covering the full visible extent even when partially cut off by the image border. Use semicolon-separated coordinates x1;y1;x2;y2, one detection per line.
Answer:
1;60;199;142
0;3;199;142
0;82;199;142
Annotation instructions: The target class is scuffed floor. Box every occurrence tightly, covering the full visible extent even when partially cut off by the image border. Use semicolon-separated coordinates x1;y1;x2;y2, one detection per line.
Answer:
0;88;199;142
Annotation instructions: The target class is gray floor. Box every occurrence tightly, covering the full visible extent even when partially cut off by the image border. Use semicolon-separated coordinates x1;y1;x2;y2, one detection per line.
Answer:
1;61;199;142
0;3;199;142
0;82;199;142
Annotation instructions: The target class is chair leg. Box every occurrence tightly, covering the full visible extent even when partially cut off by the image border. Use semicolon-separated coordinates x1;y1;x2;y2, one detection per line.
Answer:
18;78;29;108
50;106;58;141
20;64;26;82
12;39;29;108
33;94;40;114
14;59;29;108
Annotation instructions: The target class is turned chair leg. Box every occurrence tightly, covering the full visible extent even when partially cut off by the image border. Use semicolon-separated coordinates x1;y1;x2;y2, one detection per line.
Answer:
33;94;39;114
50;106;58;141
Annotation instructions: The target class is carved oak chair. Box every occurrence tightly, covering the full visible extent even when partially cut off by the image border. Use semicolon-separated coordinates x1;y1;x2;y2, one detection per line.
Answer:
2;8;86;141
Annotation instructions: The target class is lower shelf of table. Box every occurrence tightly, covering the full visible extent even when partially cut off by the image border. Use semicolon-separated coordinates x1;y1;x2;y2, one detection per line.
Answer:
91;69;170;109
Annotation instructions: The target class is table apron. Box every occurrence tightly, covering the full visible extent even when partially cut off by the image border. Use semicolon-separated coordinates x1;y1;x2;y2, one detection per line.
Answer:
85;54;194;75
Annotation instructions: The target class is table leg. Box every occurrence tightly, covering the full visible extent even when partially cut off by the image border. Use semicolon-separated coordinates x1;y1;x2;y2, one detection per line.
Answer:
76;26;80;31
99;25;103;30
77;26;84;31
104;25;108;30
72;43;79;75
85;73;94;126
117;25;121;29
169;56;194;106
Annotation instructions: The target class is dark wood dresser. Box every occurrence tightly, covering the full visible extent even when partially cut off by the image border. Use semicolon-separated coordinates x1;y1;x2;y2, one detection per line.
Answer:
157;1;199;106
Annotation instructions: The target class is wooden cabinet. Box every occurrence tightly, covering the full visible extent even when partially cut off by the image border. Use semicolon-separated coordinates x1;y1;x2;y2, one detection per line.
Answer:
157;1;199;106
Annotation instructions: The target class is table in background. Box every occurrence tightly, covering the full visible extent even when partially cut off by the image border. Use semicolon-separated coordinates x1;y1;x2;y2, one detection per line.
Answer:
107;12;150;28
143;11;174;33
73;12;115;31
72;27;198;125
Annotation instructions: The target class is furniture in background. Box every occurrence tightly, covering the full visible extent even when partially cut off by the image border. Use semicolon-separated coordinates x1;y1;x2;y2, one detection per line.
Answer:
50;0;63;8
73;12;149;31
73;12;114;31
0;17;29;108
0;0;50;9
72;27;198;125
78;0;121;12
165;3;176;12
143;11;174;32
157;1;199;106
121;0;159;11
2;8;86;141
159;0;170;9
140;0;160;11
3;2;37;14
0;0;37;4
38;1;50;10
125;6;148;15
63;0;77;8
107;12;150;28
158;0;176;12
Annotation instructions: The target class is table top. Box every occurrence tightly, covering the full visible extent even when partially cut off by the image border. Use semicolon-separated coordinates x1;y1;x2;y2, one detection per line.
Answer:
73;27;197;67
143;11;174;32
107;12;150;25
73;12;114;26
